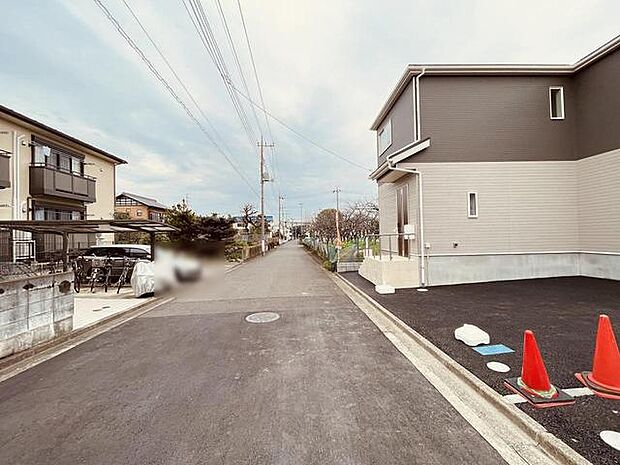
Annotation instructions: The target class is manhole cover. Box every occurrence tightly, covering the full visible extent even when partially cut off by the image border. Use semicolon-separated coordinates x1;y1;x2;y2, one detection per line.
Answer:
245;312;280;323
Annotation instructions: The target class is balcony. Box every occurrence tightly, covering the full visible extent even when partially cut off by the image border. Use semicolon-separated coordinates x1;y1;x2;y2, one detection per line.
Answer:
0;153;9;189
29;164;96;203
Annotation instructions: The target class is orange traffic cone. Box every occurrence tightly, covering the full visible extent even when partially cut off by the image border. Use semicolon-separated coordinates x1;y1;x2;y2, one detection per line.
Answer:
504;330;575;408
576;314;620;400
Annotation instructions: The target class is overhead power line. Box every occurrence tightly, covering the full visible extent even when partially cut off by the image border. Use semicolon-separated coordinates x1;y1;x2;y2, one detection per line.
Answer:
184;1;367;174
120;0;240;170
182;0;258;149
236;0;274;146
230;84;371;171
235;0;280;190
214;0;263;137
92;0;258;196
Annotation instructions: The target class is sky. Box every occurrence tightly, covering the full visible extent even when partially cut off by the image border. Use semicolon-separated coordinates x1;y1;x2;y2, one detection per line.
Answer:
0;0;618;220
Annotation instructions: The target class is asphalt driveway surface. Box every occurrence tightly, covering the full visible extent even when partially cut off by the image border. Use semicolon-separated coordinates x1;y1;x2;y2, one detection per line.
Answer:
0;243;506;465
342;272;620;465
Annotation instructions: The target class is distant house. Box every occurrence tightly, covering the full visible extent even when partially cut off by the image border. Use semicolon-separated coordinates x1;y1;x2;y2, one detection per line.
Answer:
232;215;274;231
115;192;167;223
361;35;620;289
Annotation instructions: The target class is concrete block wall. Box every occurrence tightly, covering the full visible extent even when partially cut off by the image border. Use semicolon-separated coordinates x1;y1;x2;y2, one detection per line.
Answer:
0;271;74;359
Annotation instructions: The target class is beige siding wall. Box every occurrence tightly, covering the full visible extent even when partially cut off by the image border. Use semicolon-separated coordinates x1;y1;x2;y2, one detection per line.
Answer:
378;175;420;255
378;153;620;256
416;161;579;255
378;181;397;254
0;115;117;222
577;148;620;252
85;155;115;220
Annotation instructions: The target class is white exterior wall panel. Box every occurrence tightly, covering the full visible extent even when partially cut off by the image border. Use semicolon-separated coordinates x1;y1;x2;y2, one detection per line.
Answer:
418;161;579;255
372;153;619;286
577;149;620;252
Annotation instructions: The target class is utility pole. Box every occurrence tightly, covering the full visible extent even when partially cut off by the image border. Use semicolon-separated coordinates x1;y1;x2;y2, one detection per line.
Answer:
278;194;284;242
258;136;274;255
298;202;303;239
333;187;342;260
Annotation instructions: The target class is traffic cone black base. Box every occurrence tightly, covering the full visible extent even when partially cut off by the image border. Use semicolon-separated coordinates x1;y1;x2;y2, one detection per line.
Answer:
504;377;575;408
575;372;620;400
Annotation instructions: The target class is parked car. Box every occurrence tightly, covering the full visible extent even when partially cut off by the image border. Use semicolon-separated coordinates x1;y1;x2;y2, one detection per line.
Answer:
79;244;151;282
85;244;151;260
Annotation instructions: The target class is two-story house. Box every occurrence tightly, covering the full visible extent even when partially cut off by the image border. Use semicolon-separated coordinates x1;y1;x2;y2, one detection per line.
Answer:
115;192;167;222
0;105;126;261
360;35;620;290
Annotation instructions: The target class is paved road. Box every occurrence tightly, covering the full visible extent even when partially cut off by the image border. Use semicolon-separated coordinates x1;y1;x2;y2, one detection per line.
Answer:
0;242;506;465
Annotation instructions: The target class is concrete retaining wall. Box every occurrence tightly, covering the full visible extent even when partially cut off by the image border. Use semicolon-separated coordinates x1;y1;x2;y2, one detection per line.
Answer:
426;252;619;286
359;256;420;288
579;253;620;281
337;262;362;273
0;272;74;359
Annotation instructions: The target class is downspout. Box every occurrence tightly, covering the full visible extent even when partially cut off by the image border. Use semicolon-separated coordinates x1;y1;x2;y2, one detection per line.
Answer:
385;67;427;288
15;134;26;220
11;131;18;221
415;68;425;139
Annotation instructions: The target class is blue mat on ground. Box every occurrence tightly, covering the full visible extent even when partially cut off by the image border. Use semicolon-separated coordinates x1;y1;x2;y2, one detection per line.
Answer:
473;344;514;356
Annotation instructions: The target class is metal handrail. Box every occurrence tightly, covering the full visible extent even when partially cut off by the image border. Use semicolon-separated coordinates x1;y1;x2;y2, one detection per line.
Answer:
363;232;417;261
30;162;97;181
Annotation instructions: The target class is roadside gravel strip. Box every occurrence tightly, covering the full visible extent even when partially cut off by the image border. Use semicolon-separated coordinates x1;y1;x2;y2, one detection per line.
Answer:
330;273;591;465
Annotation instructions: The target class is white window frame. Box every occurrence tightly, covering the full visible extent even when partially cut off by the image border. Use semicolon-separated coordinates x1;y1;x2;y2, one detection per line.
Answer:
549;86;565;120
467;191;478;218
377;119;392;155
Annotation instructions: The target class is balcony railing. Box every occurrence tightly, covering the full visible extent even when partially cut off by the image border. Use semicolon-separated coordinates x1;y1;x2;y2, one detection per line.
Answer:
29;163;96;203
363;232;417;261
0;153;10;189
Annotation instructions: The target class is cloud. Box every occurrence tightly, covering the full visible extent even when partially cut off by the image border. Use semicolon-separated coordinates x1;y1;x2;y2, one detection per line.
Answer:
0;0;618;218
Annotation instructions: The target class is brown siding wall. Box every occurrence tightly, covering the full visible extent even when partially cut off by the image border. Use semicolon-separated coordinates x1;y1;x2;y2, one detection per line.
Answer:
574;49;620;159
377;80;415;165
414;75;577;163
115;205;148;220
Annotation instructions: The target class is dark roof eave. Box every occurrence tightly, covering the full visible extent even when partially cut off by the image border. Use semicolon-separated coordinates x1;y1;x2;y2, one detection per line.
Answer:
0;219;176;234
0;104;127;165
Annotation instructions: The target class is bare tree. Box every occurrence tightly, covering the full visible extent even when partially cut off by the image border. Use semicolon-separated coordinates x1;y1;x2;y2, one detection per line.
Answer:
240;203;258;231
309;209;339;241
341;200;379;239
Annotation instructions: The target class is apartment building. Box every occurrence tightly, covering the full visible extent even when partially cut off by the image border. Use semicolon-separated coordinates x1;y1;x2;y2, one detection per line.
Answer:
115;192;167;222
361;35;620;289
0;105;126;260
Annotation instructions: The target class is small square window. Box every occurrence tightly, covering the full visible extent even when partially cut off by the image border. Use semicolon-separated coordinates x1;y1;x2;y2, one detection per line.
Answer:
549;87;565;120
468;192;478;218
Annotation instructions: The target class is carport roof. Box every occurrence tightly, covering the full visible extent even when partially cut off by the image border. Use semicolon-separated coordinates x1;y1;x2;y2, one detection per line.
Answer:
0;219;177;235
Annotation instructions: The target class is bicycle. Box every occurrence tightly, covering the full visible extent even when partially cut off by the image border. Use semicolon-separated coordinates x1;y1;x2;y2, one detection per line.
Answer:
89;256;113;293
71;256;85;293
116;257;134;294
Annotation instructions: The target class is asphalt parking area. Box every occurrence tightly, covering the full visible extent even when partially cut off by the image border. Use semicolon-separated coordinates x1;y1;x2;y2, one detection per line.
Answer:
341;273;620;465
